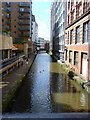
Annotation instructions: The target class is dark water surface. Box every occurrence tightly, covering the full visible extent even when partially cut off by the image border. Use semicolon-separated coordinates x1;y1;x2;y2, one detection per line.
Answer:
10;53;90;113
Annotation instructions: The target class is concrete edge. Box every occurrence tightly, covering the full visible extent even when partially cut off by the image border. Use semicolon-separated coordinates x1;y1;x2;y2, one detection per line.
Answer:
2;54;37;113
54;59;90;93
2;113;90;118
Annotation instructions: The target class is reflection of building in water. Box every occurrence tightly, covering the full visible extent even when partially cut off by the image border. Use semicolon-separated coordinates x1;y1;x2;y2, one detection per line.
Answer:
64;75;76;93
80;93;86;107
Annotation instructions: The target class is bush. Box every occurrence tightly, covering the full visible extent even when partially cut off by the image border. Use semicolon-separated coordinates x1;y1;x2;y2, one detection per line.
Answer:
68;71;74;80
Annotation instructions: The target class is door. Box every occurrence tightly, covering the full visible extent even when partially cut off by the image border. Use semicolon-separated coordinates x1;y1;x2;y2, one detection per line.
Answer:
82;53;87;78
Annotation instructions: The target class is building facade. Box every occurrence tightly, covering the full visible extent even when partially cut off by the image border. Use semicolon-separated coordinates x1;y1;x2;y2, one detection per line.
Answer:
50;1;56;53
51;0;67;62
0;34;18;61
32;14;38;52
32;15;38;43
38;37;46;50
2;0;32;58
64;0;90;81
0;1;2;34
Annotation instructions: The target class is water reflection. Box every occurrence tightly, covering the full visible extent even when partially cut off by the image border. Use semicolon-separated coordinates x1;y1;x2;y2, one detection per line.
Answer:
80;93;86;107
10;53;90;113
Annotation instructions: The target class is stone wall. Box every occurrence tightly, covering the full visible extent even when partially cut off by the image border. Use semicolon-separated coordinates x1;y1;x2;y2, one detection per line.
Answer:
0;34;13;50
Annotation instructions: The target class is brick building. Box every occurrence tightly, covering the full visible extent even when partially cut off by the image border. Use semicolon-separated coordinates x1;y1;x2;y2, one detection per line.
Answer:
2;0;32;58
64;0;90;81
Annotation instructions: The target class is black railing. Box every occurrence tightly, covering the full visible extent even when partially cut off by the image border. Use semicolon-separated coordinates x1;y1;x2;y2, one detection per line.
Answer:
18;27;30;31
0;56;19;69
18;22;30;25
19;34;30;37
6;3;11;7
19;3;30;7
18;16;30;19
19;10;30;14
6;21;11;25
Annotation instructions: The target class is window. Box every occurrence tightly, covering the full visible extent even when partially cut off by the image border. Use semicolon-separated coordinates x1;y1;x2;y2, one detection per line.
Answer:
14;25;16;28
7;7;11;12
14;8;17;11
69;51;72;64
7;2;11;6
72;10;75;22
14;31;16;33
7;14;10;18
6;26;11;30
76;26;80;43
71;0;74;7
2;13;4;16
78;4;82;17
74;52;78;66
20;2;24;5
70;29;74;44
68;1;70;10
2;8;4;11
2;19;4;22
20;8;24;12
65;50;68;61
67;31;69;44
68;15;69;25
83;21;89;43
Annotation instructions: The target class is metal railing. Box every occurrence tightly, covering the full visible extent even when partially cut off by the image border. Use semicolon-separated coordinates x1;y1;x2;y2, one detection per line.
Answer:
0;56;19;69
18;16;30;19
2;113;89;119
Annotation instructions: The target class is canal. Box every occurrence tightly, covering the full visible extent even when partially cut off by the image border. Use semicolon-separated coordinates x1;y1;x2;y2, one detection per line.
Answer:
10;53;90;113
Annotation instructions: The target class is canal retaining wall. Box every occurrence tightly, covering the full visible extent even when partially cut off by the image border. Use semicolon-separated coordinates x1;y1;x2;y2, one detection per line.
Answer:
59;62;90;93
2;53;37;112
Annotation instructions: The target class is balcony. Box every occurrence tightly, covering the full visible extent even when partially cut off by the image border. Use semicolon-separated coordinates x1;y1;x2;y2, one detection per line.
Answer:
18;16;30;19
6;15;11;19
6;27;11;31
19;34;30;37
19;3;30;8
18;21;30;25
7;10;11;13
6;21;11;25
19;10;30;14
18;27;30;31
6;3;11;7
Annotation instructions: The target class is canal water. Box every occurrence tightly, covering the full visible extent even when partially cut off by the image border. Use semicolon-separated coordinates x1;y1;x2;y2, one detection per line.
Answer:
10;53;90;113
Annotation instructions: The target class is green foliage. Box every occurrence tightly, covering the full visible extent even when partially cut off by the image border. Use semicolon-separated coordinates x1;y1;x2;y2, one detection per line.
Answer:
3;30;11;35
68;71;75;80
61;63;70;74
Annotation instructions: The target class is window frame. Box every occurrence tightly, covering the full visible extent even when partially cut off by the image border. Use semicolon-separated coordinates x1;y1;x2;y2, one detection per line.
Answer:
74;51;78;66
76;26;80;43
83;21;89;43
70;29;74;44
69;51;72;64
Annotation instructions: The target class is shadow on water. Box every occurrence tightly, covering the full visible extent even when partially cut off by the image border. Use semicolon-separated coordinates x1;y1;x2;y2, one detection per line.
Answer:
7;53;90;113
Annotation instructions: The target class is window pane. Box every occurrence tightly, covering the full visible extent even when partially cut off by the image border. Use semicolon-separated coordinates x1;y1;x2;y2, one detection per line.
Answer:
76;26;80;43
83;21;89;43
74;52;78;66
69;51;72;64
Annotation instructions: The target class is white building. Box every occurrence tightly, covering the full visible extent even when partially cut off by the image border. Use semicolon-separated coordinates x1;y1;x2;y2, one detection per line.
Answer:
32;15;38;44
38;37;45;50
